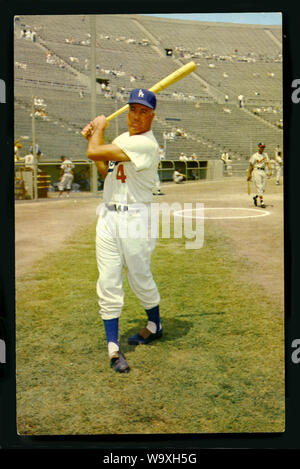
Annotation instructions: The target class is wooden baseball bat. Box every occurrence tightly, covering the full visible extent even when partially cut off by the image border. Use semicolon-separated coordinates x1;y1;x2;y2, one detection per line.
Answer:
81;61;197;137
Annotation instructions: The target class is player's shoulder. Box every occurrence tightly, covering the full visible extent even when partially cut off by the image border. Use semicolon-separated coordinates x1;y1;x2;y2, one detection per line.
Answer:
133;130;158;144
113;131;129;142
137;131;159;152
117;130;159;151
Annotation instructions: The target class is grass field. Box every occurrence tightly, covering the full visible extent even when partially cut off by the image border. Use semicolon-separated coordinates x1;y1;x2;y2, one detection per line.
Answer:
16;215;285;435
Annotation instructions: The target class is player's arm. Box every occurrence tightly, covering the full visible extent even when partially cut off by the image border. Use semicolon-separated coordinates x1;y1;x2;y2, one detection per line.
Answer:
247;163;254;180
95;161;109;179
85;115;130;163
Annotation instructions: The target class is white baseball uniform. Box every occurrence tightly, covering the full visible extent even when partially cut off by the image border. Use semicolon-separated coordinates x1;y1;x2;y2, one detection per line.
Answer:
24;153;34;169
152;171;161;194
221;152;233;176
173;170;184;183
249;151;270;196
274;154;283;183
95;130;161;320
58;159;74;191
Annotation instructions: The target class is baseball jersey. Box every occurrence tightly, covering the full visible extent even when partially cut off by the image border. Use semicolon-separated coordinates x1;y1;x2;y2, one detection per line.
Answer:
103;130;160;205
275;154;283;166
24;153;34;166
61;159;74;174
249;152;269;169
173;170;183;181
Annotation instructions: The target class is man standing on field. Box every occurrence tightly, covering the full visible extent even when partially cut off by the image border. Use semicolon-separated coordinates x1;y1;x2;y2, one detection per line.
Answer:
247;142;272;209
82;89;162;374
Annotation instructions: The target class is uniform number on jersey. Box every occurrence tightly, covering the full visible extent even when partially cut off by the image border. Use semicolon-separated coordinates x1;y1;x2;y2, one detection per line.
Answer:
116;163;127;183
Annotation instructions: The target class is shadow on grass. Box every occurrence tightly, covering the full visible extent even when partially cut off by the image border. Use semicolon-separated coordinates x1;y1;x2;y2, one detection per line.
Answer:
119;316;218;353
198;311;226;317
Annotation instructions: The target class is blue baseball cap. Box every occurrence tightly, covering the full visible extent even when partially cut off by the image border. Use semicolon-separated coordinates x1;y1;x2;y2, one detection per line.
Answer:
128;88;156;110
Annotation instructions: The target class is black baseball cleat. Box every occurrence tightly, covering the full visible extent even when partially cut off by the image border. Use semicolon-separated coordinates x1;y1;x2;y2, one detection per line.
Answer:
152;191;165;196
110;351;130;373
253;196;258;206
260;203;266;208
128;327;163;345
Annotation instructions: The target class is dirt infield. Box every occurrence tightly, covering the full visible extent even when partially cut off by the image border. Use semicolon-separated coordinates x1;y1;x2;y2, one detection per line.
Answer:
15;177;284;309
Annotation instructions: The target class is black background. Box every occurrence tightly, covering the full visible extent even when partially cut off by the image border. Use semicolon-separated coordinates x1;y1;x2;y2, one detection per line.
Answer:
0;0;299;460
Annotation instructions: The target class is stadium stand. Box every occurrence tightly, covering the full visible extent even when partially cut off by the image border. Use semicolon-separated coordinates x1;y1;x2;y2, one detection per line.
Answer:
14;14;283;178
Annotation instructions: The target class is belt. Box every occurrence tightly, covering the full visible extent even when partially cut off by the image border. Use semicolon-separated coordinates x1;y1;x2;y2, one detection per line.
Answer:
256;168;265;170
106;204;128;212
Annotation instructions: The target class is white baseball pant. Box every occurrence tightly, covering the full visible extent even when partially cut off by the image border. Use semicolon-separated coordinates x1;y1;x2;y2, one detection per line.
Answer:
275;164;281;183
95;204;160;320
253;169;267;196
58;173;74;191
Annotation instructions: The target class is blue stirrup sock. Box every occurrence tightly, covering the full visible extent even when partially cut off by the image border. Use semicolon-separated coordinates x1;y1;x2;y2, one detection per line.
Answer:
103;318;119;357
145;305;161;334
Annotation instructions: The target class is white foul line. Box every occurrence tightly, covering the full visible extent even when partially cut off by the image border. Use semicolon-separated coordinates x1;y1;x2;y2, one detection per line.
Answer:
173;207;270;220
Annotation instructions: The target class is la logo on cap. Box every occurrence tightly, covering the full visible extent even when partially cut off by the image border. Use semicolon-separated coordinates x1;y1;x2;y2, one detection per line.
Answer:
138;89;144;97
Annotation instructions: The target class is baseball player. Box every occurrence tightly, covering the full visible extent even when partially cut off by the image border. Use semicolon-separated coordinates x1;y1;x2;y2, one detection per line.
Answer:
247;143;272;208
58;156;74;197
24;150;35;170
14;139;24;162
173;168;186;183
221;151;233;176
82;88;162;373
152;169;163;195
273;145;283;185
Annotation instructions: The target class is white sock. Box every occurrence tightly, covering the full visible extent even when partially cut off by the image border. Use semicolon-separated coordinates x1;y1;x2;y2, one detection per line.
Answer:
147;321;161;334
108;341;119;357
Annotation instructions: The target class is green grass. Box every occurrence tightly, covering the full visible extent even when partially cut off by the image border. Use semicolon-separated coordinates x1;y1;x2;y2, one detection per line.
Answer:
16;222;285;435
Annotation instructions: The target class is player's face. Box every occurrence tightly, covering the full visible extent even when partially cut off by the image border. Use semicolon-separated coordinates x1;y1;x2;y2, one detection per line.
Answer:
128;103;155;136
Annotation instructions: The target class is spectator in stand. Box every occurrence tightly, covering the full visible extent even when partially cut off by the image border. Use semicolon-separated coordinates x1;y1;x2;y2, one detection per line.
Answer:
238;94;244;108
179;152;188;162
25;29;32;40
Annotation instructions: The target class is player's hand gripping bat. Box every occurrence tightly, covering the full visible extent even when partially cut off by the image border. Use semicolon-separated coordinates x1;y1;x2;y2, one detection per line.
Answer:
81;61;197;138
